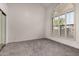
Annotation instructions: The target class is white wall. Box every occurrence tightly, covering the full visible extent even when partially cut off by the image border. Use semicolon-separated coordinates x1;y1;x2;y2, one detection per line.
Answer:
75;4;79;42
7;3;46;43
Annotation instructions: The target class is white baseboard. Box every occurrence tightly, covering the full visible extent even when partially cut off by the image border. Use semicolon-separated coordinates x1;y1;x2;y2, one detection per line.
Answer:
6;37;44;44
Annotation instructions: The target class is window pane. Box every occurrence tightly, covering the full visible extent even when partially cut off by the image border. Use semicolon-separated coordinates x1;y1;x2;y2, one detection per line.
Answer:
66;12;74;38
53;17;60;37
53;17;59;26
66;12;74;24
59;15;65;37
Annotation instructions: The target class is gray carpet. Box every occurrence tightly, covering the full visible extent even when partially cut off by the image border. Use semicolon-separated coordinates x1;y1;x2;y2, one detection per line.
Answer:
0;38;79;56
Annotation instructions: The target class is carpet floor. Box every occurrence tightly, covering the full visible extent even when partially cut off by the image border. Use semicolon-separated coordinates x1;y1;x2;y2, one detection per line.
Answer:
0;38;79;56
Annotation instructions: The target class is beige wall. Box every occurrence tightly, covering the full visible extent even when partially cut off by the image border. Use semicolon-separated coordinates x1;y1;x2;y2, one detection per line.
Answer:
7;3;46;43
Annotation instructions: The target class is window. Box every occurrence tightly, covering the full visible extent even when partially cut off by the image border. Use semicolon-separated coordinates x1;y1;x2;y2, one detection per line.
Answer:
52;11;75;39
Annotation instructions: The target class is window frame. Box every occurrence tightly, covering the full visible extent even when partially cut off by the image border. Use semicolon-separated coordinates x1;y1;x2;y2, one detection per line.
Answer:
52;11;75;39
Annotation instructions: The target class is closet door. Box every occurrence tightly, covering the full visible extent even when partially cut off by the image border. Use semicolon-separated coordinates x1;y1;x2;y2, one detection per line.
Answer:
2;13;6;44
0;11;2;49
0;10;6;50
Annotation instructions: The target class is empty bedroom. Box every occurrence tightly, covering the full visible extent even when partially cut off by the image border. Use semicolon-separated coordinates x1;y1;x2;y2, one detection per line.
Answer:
0;3;79;56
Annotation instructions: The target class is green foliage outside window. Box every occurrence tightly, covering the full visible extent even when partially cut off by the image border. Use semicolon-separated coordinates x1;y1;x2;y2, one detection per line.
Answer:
53;18;65;26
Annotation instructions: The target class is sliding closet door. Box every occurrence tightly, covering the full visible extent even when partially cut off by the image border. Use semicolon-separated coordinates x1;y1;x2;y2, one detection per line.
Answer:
2;13;6;44
0;11;2;49
0;10;6;50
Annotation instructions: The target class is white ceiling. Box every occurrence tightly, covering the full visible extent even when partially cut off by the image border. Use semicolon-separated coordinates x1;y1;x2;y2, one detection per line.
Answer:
7;3;59;8
40;3;59;8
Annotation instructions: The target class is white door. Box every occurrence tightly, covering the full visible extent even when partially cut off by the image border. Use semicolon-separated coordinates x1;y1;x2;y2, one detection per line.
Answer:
0;10;6;50
1;13;6;44
0;11;2;49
